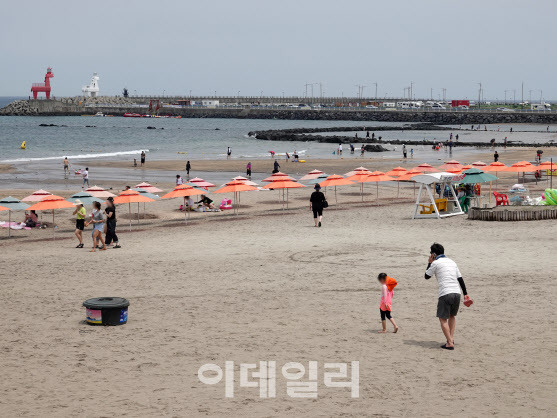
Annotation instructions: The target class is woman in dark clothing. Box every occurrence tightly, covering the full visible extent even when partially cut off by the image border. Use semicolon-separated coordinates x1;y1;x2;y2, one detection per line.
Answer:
104;197;120;248
186;161;191;177
309;184;326;227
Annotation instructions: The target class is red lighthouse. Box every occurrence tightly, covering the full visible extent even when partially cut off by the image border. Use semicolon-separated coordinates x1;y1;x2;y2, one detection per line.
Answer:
31;67;54;99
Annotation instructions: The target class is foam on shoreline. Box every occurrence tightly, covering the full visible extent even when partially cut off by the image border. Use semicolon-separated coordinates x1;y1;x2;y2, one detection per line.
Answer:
1;149;149;164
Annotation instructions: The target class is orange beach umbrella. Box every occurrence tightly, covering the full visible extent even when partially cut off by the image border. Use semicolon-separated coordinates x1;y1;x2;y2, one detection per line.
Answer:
134;182;163;193
22;189;52;202
413;163;439;173
438;160;464;171
299;169;326;181
263;172;296;182
112;190;155;230
26;195;75;239
262;179;305;210
161;184;205;223
344;166;371;177
86;186;116;198
319;174;354;204
360;171;395;206
386;167;409;198
347;169;376;201
214;180;258;215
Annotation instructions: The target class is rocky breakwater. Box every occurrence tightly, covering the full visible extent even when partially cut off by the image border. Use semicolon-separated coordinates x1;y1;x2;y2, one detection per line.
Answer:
0;100;39;116
251;124;555;149
0;96;137;116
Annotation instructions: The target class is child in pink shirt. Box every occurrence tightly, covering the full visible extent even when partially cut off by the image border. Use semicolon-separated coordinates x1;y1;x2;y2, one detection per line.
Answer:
378;273;398;333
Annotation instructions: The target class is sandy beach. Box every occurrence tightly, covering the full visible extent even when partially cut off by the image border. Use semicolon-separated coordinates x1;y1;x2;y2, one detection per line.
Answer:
1;150;556;416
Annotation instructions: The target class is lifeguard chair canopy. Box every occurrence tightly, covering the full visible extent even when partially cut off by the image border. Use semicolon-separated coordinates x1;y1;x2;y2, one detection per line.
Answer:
412;172;464;219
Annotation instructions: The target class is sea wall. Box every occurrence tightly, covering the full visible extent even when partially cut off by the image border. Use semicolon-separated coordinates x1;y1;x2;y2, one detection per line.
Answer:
3;99;557;124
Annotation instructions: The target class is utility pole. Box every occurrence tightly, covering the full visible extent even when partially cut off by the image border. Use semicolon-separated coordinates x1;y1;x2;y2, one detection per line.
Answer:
504;90;510;104
372;82;378;101
478;83;482;109
430;88;433;100
442;88;447;102
410;81;414;100
521;82;524;106
513;89;516;104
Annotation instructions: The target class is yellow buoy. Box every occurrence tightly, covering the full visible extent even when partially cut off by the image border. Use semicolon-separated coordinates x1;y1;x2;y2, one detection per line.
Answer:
20;141;26;150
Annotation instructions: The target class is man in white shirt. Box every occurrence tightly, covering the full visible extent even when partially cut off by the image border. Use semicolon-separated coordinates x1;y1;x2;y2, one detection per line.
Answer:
82;168;89;188
425;243;471;350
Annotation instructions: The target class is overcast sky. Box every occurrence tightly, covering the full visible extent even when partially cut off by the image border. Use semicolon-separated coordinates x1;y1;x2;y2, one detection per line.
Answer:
1;0;555;100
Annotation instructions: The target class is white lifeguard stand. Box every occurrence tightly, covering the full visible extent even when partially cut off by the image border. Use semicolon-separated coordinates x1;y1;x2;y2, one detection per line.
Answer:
82;72;100;97
412;172;464;219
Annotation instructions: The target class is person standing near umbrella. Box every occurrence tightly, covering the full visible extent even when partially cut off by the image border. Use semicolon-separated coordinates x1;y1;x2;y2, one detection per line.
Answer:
82;167;89;189
104;197;120;249
309;184;327;227
73;199;86;248
425;243;472;350
86;201;106;252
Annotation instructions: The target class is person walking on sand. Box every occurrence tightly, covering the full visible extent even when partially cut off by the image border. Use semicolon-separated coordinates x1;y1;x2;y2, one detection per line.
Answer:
377;273;398;333
104;197;120;249
186;161;191;177
140;151;146;166
227;147;232;159
424;243;472;350
86;201;106;252
402;144;407;159
338;143;343;156
309;184;327;227
63;157;71;177
494;151;499;162
273;159;280;173
360;144;365;157
82;167;89;189
246;162;252;178
73;199;86;248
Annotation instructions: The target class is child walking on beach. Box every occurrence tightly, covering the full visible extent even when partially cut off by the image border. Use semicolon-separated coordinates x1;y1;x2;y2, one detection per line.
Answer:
377;273;398;333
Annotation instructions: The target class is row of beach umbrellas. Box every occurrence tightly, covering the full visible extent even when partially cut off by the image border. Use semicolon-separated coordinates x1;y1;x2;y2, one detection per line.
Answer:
2;159;555;238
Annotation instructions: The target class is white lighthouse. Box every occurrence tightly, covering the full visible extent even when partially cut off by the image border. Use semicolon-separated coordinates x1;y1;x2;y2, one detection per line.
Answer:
82;73;100;97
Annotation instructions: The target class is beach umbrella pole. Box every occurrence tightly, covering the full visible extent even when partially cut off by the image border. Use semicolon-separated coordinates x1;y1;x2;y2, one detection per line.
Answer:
376;183;379;206
128;202;132;231
52;209;55;240
8;211;11;238
184;197;187;224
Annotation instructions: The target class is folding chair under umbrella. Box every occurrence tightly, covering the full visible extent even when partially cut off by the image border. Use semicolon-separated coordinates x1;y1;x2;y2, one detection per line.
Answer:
213;180;258;215
0;196;30;237
26;195;75;240
161;184;205;223
112;190;155;231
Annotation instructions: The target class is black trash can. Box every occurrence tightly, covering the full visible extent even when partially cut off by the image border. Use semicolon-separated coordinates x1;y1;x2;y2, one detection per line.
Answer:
83;297;129;326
